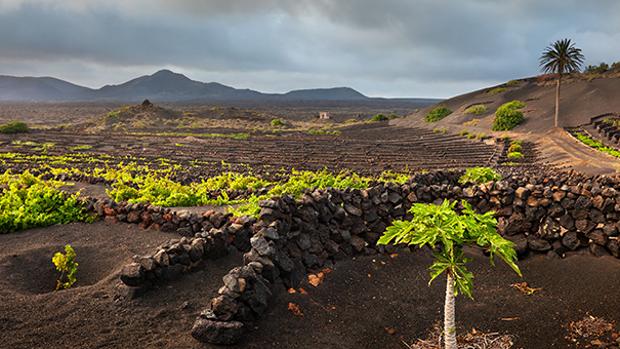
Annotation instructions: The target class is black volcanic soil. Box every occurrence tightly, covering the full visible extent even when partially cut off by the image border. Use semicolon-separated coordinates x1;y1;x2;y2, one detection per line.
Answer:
0;222;241;349
2;223;620;348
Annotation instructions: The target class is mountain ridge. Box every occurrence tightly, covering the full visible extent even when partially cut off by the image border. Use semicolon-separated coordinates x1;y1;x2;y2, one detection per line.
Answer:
0;69;430;103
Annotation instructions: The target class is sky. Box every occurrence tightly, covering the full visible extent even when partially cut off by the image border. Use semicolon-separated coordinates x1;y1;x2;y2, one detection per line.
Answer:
0;0;619;98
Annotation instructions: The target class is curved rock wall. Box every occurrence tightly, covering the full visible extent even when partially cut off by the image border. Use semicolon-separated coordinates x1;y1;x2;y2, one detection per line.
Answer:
191;170;620;344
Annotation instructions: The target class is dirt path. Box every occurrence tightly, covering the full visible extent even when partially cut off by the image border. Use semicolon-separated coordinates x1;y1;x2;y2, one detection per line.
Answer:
531;128;620;175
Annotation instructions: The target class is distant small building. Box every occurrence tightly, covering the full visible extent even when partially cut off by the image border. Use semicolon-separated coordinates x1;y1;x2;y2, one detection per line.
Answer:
318;111;331;120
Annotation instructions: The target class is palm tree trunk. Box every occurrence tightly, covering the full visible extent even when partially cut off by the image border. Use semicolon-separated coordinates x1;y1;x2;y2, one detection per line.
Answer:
444;272;457;349
554;75;562;128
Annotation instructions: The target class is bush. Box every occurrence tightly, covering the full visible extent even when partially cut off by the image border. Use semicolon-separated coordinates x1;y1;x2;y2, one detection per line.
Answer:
492;100;526;131
52;244;78;290
270;118;286;127
505;79;521;87
508;143;522;153
487;87;507;95
464;104;487;115
425;107;452;122
585;63;609;74
459;167;502;185
0;121;29;134
507;151;524;159
475;132;488;140
371;114;389;122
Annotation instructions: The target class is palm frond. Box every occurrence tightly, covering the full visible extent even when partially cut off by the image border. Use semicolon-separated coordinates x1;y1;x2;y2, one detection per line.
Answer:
539;38;585;74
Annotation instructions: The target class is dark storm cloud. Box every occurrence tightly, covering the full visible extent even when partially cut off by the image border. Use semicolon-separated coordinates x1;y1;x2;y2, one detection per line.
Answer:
0;0;619;97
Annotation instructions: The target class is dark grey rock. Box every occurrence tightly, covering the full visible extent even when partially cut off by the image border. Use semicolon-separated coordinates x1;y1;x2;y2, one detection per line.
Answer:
561;231;580;250
191;318;245;345
528;239;552;252
120;263;143;287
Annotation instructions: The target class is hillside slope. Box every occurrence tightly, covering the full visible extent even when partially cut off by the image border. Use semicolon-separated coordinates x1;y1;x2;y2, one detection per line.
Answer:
397;75;620;133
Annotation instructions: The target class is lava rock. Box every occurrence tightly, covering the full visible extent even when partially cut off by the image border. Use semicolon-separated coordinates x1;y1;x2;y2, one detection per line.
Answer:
191;318;245;345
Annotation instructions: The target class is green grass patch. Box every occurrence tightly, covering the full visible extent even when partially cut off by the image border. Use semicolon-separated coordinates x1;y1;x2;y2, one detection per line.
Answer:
425;107;452;123
307;128;341;136
130;132;250;140
68;145;93;151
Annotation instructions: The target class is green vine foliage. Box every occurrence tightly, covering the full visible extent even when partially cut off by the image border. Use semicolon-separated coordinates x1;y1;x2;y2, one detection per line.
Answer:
0;171;93;233
377;200;521;298
52;244;78;290
458;167;501;185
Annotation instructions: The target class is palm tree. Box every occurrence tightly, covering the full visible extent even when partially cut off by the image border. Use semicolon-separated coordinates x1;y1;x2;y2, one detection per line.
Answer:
539;39;585;128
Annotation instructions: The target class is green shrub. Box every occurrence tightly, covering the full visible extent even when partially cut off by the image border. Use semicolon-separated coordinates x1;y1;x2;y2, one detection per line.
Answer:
52;244;78;290
505;80;521;87
508;143;522;153
459;167;502;185
487;87;507;95
464;104;488;115
507;151;524;159
433;127;447;134
585;63;609;74
371;114;389;122
425;107;452;122
492;100;526;131
271;118;286;127
0;121;29;134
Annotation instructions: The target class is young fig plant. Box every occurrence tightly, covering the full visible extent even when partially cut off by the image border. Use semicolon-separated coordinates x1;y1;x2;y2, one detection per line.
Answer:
377;200;521;349
52;244;78;290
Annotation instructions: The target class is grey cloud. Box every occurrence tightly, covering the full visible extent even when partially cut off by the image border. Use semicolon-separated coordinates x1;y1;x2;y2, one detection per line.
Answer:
0;0;619;98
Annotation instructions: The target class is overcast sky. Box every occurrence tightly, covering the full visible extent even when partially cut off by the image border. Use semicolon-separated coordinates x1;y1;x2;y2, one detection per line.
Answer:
0;0;619;98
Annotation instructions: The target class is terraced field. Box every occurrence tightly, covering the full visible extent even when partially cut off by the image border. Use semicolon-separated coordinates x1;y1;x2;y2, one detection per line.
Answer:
0;124;502;176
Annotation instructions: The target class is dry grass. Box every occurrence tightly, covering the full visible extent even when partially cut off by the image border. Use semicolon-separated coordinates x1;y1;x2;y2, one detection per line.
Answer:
406;324;514;349
565;315;619;347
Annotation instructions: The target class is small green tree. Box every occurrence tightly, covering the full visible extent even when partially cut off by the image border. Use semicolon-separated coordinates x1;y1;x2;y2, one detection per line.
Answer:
377;200;521;349
52;244;78;290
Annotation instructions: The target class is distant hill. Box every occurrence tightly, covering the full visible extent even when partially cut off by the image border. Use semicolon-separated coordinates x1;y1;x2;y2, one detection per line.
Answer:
0;69;436;104
0;75;92;101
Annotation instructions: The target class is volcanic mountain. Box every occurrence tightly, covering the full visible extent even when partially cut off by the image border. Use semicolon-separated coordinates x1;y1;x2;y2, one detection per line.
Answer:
0;69;434;103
